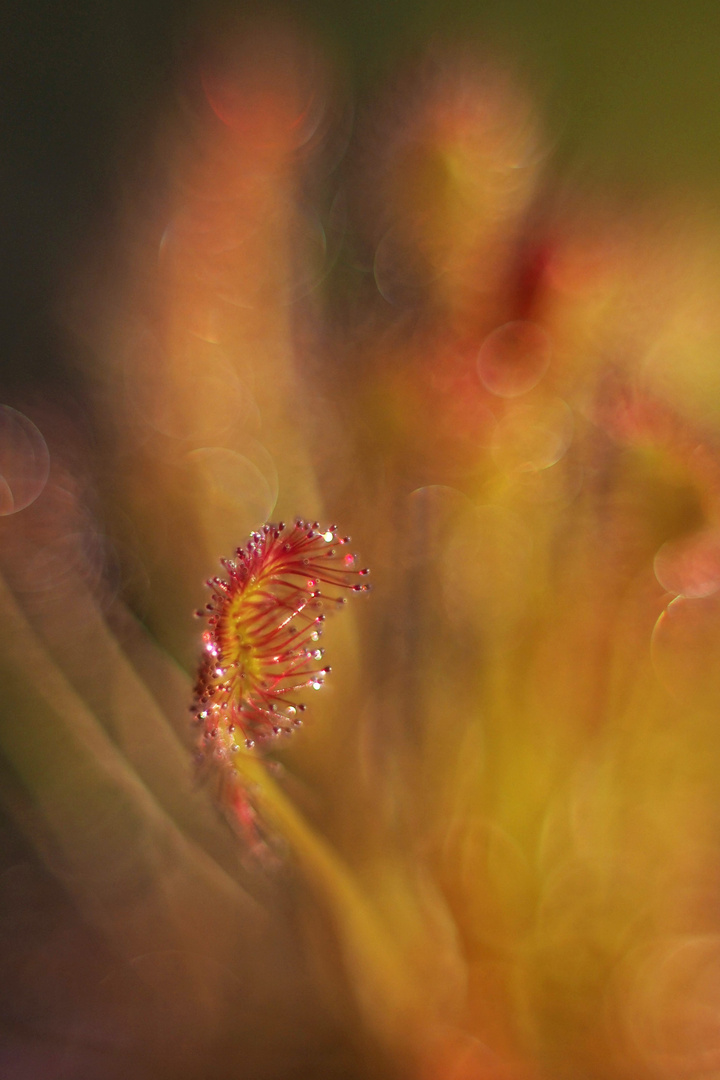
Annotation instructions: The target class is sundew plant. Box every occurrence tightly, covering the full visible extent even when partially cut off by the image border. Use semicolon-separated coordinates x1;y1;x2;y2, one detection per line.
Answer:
4;15;720;1080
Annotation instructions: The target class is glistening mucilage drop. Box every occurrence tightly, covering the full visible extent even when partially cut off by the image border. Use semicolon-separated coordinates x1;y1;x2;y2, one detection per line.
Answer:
191;519;370;764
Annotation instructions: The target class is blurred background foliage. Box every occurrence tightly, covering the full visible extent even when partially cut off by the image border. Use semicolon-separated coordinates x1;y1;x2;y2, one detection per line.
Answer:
4;3;720;1079
4;0;720;386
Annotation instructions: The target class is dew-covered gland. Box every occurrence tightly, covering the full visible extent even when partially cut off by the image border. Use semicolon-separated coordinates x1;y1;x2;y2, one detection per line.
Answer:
192;520;370;766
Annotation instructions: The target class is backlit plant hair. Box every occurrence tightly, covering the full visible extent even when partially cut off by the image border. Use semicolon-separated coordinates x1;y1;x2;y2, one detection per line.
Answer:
192;519;370;771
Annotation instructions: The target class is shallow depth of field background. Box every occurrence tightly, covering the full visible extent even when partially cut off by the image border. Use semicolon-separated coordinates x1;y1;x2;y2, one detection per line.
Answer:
5;3;720;1080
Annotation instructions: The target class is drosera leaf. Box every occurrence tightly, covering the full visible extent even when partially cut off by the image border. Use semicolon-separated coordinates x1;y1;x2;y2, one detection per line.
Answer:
191;519;370;808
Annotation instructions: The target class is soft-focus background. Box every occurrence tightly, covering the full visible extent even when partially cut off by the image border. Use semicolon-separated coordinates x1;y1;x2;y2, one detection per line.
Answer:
4;0;720;408
5;3;720;1080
